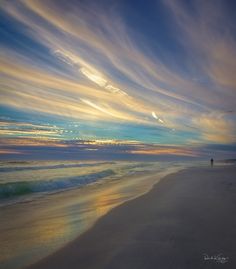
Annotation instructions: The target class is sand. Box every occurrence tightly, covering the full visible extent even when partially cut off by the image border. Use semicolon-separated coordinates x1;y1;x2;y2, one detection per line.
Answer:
28;166;236;269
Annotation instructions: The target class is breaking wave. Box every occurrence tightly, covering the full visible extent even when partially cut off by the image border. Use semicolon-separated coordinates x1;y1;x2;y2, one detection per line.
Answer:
0;169;115;198
0;162;115;173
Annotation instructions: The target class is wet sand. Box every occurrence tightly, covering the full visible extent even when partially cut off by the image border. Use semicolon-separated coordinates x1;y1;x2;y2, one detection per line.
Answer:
28;166;236;269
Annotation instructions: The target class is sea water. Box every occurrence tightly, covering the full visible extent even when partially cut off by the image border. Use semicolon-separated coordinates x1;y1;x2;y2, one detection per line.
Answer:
0;160;196;269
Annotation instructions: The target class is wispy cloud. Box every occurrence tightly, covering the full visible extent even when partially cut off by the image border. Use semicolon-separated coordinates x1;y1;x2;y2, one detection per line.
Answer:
0;0;235;148
0;137;200;160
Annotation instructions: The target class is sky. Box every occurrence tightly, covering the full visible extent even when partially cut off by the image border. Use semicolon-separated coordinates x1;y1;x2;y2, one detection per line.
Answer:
0;0;236;160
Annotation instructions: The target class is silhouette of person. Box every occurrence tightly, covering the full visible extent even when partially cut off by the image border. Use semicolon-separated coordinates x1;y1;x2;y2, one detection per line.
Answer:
211;158;214;167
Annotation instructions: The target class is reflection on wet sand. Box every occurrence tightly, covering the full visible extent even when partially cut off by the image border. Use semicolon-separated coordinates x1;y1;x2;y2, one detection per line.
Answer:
0;165;182;269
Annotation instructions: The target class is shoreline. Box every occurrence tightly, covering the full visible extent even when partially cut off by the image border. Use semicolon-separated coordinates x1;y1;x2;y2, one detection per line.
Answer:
1;163;184;269
28;165;236;269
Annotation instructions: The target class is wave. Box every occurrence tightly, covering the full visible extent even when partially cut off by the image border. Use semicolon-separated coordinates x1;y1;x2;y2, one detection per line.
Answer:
0;162;115;173
0;169;115;198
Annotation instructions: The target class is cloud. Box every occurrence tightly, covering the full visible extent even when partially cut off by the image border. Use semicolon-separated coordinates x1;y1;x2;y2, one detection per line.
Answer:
164;0;236;97
0;137;200;160
0;0;235;145
80;67;107;87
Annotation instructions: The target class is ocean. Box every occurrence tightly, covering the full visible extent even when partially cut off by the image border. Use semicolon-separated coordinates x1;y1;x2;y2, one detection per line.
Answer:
0;160;196;269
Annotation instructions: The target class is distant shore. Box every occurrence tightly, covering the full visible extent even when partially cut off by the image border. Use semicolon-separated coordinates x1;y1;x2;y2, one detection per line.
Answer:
28;165;236;269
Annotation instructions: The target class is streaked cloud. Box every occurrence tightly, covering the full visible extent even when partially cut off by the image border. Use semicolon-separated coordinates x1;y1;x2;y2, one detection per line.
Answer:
0;137;200;159
80;67;107;87
1;137;235;160
151;112;164;124
0;0;235;155
0;149;22;155
151;112;158;120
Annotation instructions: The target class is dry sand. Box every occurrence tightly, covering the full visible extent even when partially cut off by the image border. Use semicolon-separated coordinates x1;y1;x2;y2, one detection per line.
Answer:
28;166;236;269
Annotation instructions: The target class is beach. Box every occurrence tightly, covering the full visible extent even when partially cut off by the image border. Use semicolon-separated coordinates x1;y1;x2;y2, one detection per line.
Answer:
2;1;236;268
28;165;236;269
0;161;184;269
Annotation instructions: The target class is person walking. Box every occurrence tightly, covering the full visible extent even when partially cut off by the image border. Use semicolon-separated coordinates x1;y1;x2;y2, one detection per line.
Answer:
210;158;214;167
